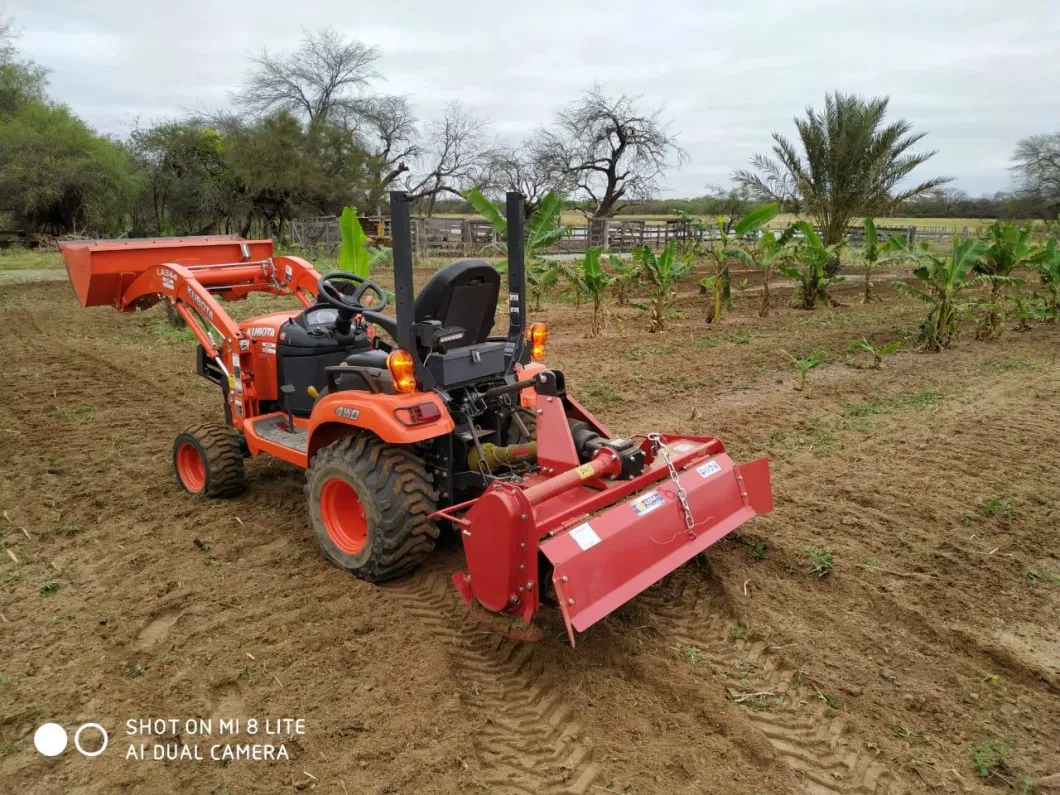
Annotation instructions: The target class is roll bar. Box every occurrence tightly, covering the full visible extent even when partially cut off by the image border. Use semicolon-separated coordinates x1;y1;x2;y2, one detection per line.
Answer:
387;189;529;388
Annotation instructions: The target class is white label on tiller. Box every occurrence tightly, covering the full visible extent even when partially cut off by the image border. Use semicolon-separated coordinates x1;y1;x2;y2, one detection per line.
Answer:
697;460;722;478
568;522;601;551
673;442;696;452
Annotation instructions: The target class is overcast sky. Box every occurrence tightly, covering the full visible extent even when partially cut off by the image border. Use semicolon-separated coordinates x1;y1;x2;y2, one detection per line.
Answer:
6;0;1059;197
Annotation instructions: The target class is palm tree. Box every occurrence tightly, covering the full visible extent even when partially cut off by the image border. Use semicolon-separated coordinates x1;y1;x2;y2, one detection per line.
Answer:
733;93;951;247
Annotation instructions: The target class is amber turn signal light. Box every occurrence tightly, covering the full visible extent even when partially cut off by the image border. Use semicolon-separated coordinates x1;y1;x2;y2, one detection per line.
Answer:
386;349;417;393
527;322;547;361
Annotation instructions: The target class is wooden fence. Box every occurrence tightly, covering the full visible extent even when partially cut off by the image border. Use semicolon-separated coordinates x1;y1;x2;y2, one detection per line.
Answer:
291;215;972;258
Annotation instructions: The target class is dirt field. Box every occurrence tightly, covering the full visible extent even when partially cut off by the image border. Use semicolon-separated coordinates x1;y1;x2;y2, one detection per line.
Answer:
1;265;1058;795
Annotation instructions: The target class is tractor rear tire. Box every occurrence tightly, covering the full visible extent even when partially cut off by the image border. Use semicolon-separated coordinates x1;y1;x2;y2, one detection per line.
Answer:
507;408;537;445
173;424;246;498
306;435;439;583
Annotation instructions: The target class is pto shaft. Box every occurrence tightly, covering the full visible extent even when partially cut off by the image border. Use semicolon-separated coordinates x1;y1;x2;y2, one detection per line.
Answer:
523;448;622;506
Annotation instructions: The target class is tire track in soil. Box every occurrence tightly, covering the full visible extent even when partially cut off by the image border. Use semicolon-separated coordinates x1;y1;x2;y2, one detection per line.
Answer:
638;567;907;795
386;551;602;795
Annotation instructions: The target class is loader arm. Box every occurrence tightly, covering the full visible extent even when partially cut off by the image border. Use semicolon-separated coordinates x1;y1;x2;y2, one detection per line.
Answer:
60;237;326;431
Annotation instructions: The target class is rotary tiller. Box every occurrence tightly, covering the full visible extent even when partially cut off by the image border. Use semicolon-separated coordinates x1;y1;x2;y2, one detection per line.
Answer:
59;192;772;644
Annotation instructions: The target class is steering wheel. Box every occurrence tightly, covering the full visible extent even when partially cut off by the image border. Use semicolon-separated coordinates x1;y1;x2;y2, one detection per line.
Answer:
317;272;389;314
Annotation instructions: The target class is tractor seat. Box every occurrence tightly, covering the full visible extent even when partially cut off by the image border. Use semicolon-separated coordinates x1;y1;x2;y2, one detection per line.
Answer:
365;259;500;350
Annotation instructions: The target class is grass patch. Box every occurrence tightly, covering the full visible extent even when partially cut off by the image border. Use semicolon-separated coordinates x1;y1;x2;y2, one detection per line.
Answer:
805;546;835;579
766;422;838;457
692;328;761;349
0;248;64;271
625;342;676;360
970;741;1010;778
152;321;196;343
582;381;622;405
750;540;767;561
682;646;704;665
1025;569;1060;585
843;388;946;419
983;497;1014;520
984;356;1044;372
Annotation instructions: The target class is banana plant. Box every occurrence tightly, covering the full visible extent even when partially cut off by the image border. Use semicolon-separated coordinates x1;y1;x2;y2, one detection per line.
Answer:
848;337;901;369
338;207;371;277
632;240;694;332
723;205;794;317
553;247;614;336
607;253;640;305
681;206;775;321
463;187;570;262
975;222;1033;338
1035;236;1060;315
527;262;561;311
780;348;822;391
890;235;990;351
779;221;845;310
860;219;914;303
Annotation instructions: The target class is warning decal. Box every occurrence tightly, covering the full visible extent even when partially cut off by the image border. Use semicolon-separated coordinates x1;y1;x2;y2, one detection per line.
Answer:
568;522;601;551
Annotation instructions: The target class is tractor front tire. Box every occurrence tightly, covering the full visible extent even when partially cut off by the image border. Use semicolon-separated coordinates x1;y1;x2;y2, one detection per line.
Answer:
306;435;439;583
173;424;246;498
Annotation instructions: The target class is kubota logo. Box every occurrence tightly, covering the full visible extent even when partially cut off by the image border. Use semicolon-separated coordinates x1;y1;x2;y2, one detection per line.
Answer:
186;288;213;320
246;326;276;338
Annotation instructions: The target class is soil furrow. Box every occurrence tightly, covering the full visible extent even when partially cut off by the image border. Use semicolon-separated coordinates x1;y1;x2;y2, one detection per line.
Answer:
638;568;908;795
385;552;602;795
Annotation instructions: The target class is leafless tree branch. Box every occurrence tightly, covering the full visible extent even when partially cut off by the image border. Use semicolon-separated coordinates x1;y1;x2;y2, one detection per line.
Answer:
232;28;380;125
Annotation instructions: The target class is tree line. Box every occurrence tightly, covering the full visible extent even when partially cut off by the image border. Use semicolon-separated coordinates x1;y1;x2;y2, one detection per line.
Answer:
0;19;1057;239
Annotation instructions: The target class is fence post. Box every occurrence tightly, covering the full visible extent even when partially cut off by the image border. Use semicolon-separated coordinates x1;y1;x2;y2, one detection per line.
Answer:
461;220;473;256
413;218;427;259
961;226;969;241
908;225;916;245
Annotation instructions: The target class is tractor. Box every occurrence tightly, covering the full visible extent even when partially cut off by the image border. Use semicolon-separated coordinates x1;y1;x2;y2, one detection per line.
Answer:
58;192;772;645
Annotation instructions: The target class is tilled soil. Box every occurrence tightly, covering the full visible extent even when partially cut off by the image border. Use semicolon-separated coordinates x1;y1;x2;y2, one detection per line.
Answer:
0;272;1057;795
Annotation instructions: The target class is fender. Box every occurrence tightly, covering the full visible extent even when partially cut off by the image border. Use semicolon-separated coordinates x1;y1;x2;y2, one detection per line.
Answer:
306;390;453;459
514;361;547;408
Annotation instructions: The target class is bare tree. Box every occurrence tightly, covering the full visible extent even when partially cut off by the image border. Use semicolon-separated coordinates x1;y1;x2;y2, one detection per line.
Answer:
537;85;685;218
359;95;418;213
0;15;15;63
484;138;571;217
405;102;491;216
1012;133;1060;218
233;28;379;125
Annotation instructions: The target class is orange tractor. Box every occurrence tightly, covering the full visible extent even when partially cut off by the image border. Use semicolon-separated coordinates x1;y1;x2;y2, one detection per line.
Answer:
59;192;772;644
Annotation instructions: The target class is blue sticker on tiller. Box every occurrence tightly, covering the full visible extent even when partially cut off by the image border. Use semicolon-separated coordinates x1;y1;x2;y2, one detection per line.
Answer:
631;490;666;516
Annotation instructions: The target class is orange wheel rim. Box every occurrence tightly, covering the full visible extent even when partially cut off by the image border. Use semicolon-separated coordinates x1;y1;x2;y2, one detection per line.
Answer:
176;442;206;493
320;478;368;554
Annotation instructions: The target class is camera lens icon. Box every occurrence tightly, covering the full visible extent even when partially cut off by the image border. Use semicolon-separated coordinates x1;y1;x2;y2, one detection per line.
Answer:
34;722;108;757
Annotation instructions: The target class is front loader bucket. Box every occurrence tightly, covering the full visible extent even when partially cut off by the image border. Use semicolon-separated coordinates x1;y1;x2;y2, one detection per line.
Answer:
59;236;273;308
541;451;772;644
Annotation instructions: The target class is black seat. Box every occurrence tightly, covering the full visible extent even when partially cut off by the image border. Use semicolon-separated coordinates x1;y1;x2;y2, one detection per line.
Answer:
365;259;500;350
414;259;500;347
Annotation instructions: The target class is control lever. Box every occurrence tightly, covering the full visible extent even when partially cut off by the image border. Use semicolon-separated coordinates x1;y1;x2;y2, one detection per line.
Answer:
280;384;296;431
